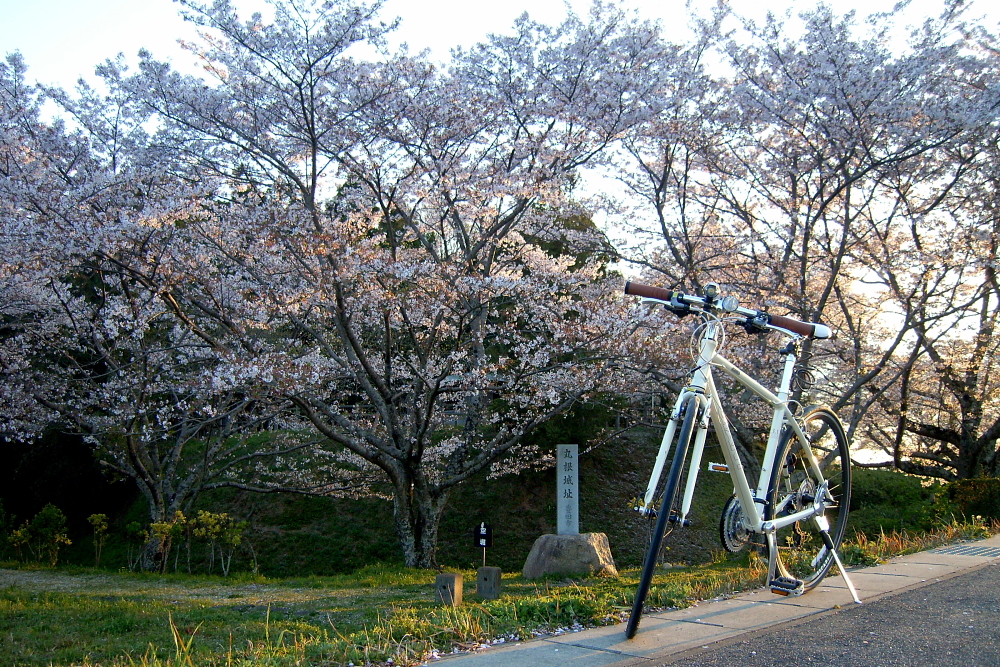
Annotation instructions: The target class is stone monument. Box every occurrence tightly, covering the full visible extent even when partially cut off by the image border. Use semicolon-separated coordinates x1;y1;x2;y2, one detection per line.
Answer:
522;532;617;578
522;445;617;579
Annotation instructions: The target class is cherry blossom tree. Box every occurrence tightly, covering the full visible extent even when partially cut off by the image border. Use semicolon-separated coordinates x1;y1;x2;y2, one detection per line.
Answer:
0;54;312;568
90;0;672;567
11;0;1000;578
616;3;998;476
858;35;1000;479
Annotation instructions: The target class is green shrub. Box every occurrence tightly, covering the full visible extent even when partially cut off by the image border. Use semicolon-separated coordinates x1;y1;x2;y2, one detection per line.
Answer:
10;504;72;566
0;498;10;560
87;513;109;567
946;478;1000;520
848;468;946;536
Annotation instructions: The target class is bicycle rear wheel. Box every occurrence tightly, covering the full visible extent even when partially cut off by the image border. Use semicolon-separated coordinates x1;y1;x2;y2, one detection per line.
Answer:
626;394;699;639
766;406;851;590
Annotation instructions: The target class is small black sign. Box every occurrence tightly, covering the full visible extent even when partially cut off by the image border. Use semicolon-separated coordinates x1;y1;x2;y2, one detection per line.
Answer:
474;521;493;548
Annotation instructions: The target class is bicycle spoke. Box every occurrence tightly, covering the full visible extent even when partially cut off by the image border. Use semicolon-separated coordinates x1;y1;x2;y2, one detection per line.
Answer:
767;407;851;590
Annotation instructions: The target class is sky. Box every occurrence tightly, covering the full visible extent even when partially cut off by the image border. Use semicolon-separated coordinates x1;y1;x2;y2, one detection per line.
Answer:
2;0;998;90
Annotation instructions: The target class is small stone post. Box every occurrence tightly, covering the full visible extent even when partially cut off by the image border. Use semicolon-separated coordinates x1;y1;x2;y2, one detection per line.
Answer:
476;566;502;600
435;573;463;606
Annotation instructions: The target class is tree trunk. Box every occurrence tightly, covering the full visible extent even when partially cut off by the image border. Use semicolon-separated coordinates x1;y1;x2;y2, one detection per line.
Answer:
138;493;187;572
392;479;451;569
140;536;162;572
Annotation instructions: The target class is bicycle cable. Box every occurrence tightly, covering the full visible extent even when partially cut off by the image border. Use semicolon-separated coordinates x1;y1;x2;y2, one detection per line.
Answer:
792;350;821;393
688;311;727;364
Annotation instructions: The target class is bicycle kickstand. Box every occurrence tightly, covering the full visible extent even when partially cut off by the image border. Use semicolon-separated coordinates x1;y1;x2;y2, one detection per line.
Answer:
815;515;862;605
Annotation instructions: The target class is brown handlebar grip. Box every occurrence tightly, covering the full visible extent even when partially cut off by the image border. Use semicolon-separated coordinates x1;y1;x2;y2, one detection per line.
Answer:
768;314;816;338
624;281;676;302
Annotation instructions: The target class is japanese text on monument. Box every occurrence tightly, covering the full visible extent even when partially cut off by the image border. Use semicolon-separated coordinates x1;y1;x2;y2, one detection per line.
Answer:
557;445;579;535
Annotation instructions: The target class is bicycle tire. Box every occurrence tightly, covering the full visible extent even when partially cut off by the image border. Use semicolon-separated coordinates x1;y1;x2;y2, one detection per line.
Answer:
765;406;851;590
626;394;700;639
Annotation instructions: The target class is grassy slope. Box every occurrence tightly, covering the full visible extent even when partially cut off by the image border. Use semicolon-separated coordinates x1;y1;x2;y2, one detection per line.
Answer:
196;426;741;576
41;427;967;578
2;516;995;667
0;556;770;667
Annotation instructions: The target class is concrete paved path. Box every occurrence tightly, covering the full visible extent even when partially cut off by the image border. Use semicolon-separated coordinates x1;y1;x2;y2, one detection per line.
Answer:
437;533;1000;667
666;558;1000;666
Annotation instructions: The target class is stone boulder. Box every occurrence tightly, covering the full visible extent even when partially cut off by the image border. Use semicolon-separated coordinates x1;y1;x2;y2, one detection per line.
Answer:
522;533;618;579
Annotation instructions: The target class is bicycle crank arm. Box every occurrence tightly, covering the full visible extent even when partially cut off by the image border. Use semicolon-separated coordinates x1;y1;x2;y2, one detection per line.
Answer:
762;525;804;596
760;521;806;596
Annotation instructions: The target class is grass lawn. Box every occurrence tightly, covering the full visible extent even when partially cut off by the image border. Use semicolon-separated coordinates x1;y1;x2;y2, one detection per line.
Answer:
0;560;751;666
2;516;996;667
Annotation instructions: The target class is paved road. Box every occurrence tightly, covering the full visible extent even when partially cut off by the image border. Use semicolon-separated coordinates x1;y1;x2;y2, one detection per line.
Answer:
664;561;1000;667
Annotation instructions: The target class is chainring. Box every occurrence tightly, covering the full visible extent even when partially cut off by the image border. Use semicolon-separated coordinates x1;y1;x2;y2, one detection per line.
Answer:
720;494;750;553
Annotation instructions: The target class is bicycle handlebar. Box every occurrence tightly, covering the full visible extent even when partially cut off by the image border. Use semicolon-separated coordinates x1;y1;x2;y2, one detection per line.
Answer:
624;281;832;339
769;314;832;339
623;282;677;302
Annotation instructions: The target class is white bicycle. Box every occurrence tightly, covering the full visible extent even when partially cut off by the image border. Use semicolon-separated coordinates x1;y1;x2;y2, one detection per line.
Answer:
623;281;859;639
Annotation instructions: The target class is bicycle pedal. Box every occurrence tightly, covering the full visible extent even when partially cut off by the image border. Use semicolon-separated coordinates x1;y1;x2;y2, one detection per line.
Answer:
769;576;805;597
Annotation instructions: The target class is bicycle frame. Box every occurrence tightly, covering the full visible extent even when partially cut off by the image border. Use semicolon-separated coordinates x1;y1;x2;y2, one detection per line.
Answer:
639;318;825;537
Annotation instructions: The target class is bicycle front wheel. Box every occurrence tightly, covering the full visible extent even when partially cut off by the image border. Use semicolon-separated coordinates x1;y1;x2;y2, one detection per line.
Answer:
766;406;851;590
626;394;699;639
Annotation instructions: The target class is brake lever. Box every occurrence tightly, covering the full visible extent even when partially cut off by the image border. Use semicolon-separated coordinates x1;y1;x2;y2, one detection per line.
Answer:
739;314;770;335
